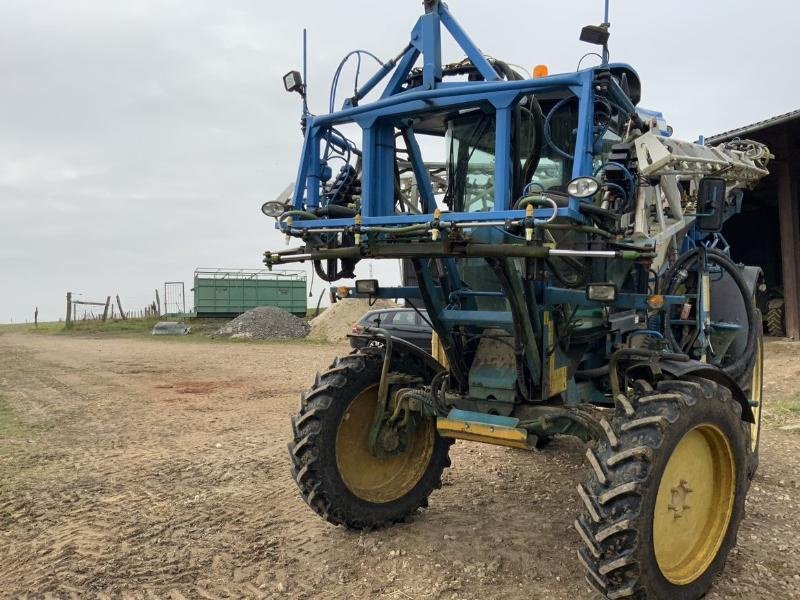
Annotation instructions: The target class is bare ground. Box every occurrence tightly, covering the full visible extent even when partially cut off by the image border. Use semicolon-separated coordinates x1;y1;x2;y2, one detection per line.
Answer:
1;332;799;599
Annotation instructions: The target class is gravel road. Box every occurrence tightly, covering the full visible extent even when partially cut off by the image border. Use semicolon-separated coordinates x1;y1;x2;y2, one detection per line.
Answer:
0;332;798;599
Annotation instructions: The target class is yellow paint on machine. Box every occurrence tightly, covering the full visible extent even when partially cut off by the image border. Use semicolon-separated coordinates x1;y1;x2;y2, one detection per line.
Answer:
543;312;568;396
750;331;763;451
653;423;736;585
431;330;449;369
436;418;532;450
336;385;435;504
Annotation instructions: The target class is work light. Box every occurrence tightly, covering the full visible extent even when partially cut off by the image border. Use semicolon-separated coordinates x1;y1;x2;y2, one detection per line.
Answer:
261;201;286;218
567;176;600;198
586;283;617;303
283;70;304;94
355;279;379;295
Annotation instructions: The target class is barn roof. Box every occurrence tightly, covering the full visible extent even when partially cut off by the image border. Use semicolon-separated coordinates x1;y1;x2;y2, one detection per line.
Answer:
707;109;800;144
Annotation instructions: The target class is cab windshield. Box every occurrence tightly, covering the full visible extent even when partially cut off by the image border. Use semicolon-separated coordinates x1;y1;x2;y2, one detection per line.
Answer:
444;97;580;211
445;111;496;212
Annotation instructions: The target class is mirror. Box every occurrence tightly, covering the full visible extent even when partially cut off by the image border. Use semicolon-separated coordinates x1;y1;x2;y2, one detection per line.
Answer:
696;177;726;232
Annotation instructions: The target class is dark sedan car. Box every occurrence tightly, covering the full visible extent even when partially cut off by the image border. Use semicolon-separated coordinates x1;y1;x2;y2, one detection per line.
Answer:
349;308;432;352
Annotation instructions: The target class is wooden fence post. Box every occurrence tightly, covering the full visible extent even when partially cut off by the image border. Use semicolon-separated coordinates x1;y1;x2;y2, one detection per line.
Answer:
34;306;38;328
155;289;161;316
116;295;127;320
65;292;72;328
102;296;111;322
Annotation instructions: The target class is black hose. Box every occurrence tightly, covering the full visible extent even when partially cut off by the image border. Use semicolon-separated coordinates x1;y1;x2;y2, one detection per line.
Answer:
545;257;587;288
574;364;610;381
365;326;393;410
314;205;357;218
489;60;526;199
515;356;531;400
579;202;620;223
512;103;522;199
489;60;545;201
313;256;357;282
405;299;434;329
429;371;449;416
521;100;544;187
663;247;756;379
608;348;688;398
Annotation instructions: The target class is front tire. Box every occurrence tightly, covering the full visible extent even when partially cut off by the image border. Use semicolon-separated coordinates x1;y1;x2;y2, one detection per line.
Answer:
576;377;748;599
742;310;764;479
289;349;452;529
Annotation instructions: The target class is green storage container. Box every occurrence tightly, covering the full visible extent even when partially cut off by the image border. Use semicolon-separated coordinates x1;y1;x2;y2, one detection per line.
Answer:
193;268;307;317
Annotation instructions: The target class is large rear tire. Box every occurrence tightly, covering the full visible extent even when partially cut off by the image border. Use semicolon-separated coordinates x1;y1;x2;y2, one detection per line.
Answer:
766;298;785;337
742;311;764;479
289;349;452;529
576;377;748;599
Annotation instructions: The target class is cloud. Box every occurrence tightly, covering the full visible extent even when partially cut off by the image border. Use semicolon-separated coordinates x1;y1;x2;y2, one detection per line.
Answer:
0;0;797;321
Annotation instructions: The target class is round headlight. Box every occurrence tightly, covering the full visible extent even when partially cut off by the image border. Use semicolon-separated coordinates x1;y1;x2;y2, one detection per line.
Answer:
261;201;287;218
567;176;600;199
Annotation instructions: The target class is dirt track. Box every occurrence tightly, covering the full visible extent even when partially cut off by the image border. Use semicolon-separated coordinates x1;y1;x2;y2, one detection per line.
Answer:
1;332;800;599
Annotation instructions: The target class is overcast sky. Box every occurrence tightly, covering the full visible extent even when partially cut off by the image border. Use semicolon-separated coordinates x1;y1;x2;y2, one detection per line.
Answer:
1;0;798;322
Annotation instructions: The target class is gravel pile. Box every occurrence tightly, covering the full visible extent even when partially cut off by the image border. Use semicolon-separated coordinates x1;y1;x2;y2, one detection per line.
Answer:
215;306;309;340
309;298;398;343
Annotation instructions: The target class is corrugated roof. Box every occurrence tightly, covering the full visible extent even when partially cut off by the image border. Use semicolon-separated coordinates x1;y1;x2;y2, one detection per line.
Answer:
706;109;800;143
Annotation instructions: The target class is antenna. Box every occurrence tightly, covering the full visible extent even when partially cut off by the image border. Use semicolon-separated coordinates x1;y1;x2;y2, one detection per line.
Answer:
602;0;610;64
302;28;309;116
281;30;309;126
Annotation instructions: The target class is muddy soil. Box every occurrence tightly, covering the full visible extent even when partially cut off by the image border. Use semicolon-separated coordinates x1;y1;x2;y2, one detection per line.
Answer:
1;333;799;599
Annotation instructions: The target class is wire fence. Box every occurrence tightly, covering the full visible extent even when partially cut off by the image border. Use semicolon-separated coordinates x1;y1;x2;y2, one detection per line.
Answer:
63;289;162;326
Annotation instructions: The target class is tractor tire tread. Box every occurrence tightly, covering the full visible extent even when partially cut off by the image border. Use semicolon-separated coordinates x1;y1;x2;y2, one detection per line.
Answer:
289;349;452;530
576;376;748;599
766;298;785;337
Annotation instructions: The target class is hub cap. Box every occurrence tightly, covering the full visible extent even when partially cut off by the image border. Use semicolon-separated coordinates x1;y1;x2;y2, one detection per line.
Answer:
335;385;435;503
653;424;736;585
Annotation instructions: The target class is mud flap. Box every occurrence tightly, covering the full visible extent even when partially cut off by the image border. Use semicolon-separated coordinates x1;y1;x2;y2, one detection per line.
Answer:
627;359;754;423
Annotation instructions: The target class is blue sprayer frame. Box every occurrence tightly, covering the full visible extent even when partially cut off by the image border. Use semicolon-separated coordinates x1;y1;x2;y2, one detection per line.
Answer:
284;1;638;229
271;0;714;407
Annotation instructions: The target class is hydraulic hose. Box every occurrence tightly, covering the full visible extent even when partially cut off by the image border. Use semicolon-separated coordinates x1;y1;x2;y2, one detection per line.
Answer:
489;58;541;200
574;364;610;381
364;224;431;235
314;205;357;218
268;242;654;264
429;371;450;417
279;210;318;222
521;100;544;187
608;348;688;398
663;247;757;380
539;223;612;239
578;202;620;224
544;97;576;160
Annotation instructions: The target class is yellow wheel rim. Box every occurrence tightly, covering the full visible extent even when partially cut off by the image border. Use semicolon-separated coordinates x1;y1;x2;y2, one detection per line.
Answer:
653;424;736;585
750;334;763;452
335;385;435;503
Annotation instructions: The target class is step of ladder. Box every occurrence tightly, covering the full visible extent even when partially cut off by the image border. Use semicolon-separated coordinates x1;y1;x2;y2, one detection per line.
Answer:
436;409;533;450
